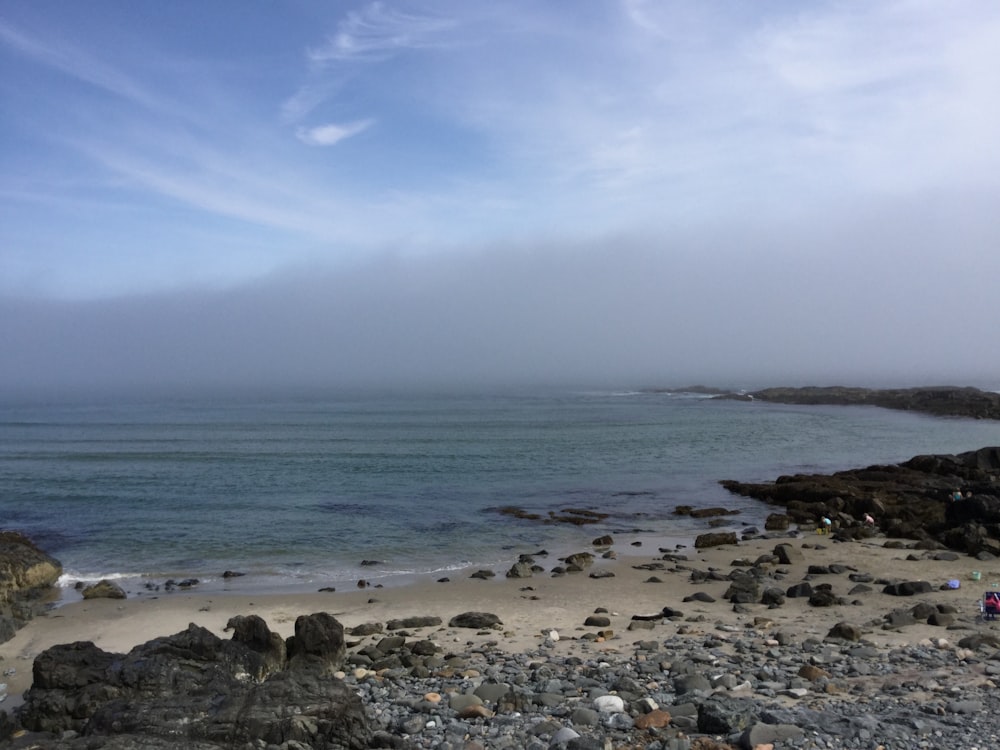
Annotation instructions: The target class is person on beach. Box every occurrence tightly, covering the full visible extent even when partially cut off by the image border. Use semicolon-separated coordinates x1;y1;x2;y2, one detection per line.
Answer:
864;513;875;526
985;591;1000;620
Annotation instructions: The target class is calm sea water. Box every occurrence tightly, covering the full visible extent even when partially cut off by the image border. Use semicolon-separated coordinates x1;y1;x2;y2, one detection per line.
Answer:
2;388;1000;596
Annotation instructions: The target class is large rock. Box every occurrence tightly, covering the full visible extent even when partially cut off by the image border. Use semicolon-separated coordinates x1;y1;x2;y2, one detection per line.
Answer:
285;611;346;672
15;616;372;748
773;543;802;565
81;580;127;600
562;552;595;570
694;532;738;549
883;581;934;596
224;615;286;679
0;532;62;644
449;611;503;629
724;573;761;604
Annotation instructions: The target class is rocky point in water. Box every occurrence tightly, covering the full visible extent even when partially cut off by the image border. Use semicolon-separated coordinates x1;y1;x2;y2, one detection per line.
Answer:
718;385;1000;420
721;446;1000;555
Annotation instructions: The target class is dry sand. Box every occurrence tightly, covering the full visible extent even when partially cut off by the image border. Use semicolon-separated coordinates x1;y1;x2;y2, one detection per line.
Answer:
2;531;997;710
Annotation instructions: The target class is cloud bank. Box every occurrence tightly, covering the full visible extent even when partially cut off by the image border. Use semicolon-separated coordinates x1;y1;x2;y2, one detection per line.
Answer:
2;2;999;393
3;192;999;396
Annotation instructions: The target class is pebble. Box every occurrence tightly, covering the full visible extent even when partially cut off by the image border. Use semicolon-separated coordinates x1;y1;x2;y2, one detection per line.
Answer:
333;623;1000;749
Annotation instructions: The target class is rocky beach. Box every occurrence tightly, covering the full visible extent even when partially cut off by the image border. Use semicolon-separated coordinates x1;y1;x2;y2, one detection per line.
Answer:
2;445;1000;749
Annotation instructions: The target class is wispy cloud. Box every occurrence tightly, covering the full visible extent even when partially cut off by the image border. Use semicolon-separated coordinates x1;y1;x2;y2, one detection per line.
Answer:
71;133;341;240
308;1;457;63
0;18;162;110
5;0;1000;306
295;119;374;146
281;83;337;123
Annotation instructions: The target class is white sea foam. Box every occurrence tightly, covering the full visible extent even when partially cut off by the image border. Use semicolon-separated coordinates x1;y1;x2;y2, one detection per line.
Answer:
57;571;133;587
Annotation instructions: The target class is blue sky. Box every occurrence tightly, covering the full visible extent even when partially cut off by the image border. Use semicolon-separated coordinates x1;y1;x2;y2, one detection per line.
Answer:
2;1;1000;390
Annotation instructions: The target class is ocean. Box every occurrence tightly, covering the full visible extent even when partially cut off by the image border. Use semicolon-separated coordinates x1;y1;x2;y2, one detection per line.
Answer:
2;388;1000;598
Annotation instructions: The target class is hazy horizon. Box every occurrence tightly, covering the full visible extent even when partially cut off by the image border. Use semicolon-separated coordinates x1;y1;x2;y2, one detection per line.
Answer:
3;2;999;395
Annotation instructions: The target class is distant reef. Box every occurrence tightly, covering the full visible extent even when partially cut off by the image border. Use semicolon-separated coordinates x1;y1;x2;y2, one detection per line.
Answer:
654;385;1000;420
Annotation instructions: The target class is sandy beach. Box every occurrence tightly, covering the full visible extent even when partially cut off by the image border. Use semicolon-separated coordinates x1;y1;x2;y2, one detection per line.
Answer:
2;528;992;713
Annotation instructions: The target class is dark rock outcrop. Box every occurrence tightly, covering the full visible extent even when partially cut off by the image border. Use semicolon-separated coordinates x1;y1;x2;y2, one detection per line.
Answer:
721;447;1000;555
721;385;1000;420
13;615;372;749
285;611;347;672
0;531;62;644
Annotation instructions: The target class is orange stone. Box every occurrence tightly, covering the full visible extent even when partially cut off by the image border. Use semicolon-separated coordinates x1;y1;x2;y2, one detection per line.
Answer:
634;709;671;729
798;664;830;681
457;704;495;719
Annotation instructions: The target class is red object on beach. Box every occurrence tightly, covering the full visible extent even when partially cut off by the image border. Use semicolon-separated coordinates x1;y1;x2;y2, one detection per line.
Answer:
984;591;1000;620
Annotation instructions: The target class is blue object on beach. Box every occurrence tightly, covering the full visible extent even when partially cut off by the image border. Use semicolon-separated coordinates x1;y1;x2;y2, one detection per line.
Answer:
947;579;960;589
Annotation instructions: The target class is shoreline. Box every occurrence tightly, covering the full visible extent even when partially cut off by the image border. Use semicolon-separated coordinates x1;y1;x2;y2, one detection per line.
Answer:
48;527;707;605
4;528;994;712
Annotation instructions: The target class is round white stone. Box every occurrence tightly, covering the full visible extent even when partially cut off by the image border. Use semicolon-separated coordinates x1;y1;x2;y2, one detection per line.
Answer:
594;695;625;713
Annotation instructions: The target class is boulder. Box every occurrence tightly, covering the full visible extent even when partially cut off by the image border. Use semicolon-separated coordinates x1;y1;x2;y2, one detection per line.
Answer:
449;611;503;629
689;507;737;518
285;612;347;672
505;562;534;578
808;589;841;607
0;531;62;644
882;581;934;596
563;552;595;569
16;617;372;747
773;543;802;565
694;532;738;549
827;622;862;641
224;615;285;678
764;513;790;531
697;697;758;734
761;587;786;607
786;582;813;598
81;579;127;600
724;574;761;604
386;616;442;630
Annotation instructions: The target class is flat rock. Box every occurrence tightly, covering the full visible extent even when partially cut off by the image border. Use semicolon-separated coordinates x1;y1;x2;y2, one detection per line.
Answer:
448;612;502;629
81;580;127;600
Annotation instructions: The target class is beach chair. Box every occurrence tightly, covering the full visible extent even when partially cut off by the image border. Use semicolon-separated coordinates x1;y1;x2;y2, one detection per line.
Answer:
983;591;1000;621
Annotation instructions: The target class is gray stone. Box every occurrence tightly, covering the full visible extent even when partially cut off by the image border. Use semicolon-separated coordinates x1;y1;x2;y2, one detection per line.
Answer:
448;611;503;629
740;722;806;749
883;581;933;596
81;579;127;600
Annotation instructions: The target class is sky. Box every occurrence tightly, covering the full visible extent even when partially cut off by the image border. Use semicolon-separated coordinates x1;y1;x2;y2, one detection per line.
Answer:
2;1;1000;394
